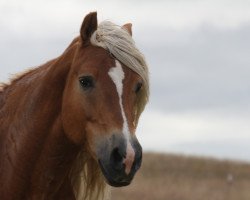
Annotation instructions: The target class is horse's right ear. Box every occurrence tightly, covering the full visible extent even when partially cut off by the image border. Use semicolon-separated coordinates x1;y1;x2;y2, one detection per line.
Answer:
80;12;98;45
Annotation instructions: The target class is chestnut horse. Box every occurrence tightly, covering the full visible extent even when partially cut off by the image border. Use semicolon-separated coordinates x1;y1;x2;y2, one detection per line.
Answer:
0;12;149;200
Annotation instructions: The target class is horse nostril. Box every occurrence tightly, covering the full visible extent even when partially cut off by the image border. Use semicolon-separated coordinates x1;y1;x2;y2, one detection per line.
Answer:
111;147;125;171
113;148;123;162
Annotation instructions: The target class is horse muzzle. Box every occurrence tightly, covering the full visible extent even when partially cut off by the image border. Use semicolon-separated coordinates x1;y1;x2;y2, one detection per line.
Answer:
96;134;142;187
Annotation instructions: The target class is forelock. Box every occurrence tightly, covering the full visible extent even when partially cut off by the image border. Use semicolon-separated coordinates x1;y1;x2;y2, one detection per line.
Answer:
90;21;149;109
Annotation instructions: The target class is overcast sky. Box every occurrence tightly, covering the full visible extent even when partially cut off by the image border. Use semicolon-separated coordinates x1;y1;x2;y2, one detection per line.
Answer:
1;0;250;161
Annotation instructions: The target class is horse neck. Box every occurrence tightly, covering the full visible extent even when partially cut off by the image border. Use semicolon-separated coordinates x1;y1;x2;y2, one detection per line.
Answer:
0;43;81;198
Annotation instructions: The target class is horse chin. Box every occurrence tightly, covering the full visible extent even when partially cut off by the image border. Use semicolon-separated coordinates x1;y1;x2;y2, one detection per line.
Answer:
98;160;132;187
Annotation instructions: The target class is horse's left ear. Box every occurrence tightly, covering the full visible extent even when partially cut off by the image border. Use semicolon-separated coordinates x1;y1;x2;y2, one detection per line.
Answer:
80;12;98;45
122;23;133;36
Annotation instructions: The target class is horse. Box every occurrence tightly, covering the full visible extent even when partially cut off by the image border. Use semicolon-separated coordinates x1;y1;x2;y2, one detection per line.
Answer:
0;12;149;200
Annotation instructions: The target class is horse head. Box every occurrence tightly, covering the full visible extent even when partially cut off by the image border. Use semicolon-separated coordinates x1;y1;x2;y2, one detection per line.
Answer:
62;12;149;187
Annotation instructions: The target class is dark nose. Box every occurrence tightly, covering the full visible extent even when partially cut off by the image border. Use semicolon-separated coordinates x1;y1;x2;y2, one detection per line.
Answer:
97;134;143;187
110;140;142;175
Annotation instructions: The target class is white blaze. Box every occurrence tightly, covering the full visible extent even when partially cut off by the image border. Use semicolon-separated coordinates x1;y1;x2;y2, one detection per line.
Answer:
108;60;135;175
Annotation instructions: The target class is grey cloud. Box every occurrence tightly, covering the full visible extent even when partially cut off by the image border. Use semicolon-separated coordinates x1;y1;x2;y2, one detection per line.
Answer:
137;24;250;113
0;31;72;81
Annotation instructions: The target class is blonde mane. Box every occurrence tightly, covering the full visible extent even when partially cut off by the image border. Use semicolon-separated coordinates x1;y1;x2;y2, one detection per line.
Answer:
90;21;149;122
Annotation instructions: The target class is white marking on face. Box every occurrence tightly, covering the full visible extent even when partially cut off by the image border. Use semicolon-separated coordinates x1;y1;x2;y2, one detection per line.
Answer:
108;60;135;174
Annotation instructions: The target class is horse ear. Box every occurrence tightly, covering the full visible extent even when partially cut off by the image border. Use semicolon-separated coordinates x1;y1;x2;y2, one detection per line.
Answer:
122;23;133;36
80;12;98;45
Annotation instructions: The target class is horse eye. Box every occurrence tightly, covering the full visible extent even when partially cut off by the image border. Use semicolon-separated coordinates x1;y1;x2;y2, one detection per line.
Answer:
135;82;143;93
79;76;94;90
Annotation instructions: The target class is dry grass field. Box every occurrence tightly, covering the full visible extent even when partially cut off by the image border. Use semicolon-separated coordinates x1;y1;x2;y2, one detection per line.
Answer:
112;153;250;200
